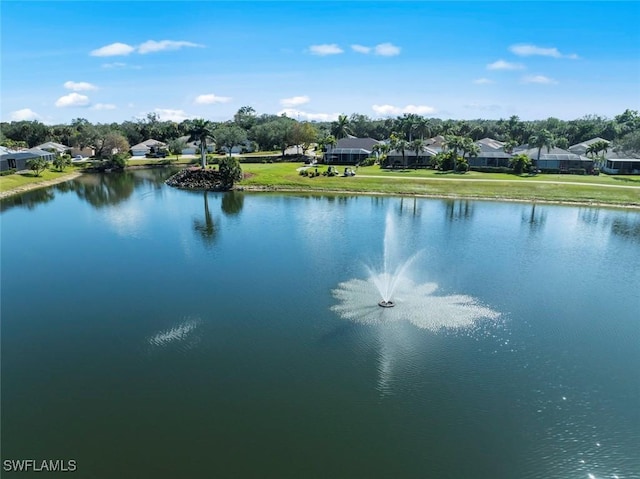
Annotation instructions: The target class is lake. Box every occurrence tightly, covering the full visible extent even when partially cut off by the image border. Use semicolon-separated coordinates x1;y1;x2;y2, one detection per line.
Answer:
1;169;639;478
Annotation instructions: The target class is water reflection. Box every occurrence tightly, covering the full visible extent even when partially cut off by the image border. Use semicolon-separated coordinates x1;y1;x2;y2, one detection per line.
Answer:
0;168;178;213
193;191;218;248
522;203;547;232
0;187;55;212
221;191;244;216
445;199;474;221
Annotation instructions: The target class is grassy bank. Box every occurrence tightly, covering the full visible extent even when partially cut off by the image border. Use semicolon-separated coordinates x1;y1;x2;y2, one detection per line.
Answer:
239;163;640;207
0;167;84;194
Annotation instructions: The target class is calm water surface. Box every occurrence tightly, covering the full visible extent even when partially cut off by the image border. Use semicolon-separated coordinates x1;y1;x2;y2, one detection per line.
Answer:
2;169;639;478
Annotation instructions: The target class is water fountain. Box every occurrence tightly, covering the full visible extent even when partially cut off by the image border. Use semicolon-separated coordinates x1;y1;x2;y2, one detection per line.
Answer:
331;212;500;332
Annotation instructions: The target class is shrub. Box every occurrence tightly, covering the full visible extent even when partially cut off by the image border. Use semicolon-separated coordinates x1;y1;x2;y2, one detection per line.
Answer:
359;157;376;167
0;168;16;176
455;158;469;172
569;168;586;175
469;166;513;174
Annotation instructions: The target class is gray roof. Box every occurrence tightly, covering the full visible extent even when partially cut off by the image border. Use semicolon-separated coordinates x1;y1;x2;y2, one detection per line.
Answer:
521;147;590;162
388;147;438;157
328;148;372;155
476;151;513;159
36;141;69;152
335;137;382;150
477;138;505;150
568;137;610;152
605;149;640;160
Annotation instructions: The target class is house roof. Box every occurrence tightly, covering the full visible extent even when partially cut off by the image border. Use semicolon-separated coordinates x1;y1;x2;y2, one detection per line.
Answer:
521;146;591;162
568;137;610;152
605;149;640;160
36;141;69;152
477;138;505;150
335;137;382;150
388;147;438;157
140;139;166;147
328;148;372;155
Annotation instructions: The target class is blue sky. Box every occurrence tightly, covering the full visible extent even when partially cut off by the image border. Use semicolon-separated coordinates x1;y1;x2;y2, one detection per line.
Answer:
2;1;639;124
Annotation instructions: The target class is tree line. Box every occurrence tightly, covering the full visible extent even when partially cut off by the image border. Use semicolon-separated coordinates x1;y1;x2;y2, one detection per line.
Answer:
2;108;639;163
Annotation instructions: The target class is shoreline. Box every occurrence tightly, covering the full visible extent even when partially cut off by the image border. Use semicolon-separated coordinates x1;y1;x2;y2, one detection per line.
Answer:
0;171;83;200
1;169;639;210
236;185;640;210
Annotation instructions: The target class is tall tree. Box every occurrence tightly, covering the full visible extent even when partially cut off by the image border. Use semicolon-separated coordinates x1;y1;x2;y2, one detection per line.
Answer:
529;129;555;168
410;138;426;166
331;114;352;139
188;119;216;168
215;124;247;156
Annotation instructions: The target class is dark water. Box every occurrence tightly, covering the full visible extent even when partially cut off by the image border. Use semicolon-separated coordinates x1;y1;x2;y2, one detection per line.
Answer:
2;169;639;478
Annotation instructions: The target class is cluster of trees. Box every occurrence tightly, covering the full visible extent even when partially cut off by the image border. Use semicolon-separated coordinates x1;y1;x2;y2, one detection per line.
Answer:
2;108;639;169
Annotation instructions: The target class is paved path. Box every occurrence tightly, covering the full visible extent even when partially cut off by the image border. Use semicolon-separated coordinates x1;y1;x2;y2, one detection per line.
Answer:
354;174;640;189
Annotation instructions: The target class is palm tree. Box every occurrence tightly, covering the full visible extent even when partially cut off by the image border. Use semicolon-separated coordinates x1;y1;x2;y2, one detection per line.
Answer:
372;143;390;165
460;138;480;163
331;115;352;139
410;138;426;167
415;117;432;140
392;138;409;168
529;129;555;169
188;119;216;168
443;134;464;158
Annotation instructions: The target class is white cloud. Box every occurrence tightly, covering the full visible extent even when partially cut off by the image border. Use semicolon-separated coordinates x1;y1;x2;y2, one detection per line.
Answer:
55;93;91;107
93;103;117;110
194;94;232;105
351;44;371;54
487;59;525;70
10;108;41;121
522;75;558;84
309;44;344;56
102;62;127;69
372;104;437;116
509;43;578;59
278;108;340;122
137;40;203;54
280;95;310;107
473;78;494;84
154;108;190;122
90;42;135;57
64;81;98;91
374;42;401;56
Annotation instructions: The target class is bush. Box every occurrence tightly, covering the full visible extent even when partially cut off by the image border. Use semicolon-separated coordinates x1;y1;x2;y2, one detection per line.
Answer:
455;158;469;172
569;168;586;175
359;157;376;167
469;166;513;174
0;168;16;176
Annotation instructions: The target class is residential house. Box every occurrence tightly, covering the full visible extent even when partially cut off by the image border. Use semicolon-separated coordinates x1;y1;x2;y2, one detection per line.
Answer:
601;150;640;174
386;146;438;168
468;138;513;168
521;146;594;173
0;148;55;172
130;139;167;157
568;137;610;156
324;137;382;165
36;141;70;155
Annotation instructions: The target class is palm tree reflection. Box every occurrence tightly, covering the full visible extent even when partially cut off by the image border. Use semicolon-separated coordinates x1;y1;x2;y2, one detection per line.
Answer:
193;191;218;248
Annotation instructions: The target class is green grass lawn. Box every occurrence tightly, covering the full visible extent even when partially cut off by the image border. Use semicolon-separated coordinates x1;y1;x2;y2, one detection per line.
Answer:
239;163;640;207
0;167;83;193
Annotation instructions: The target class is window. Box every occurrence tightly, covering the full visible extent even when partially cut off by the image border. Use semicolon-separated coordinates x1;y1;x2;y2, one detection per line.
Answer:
8;159;16;169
